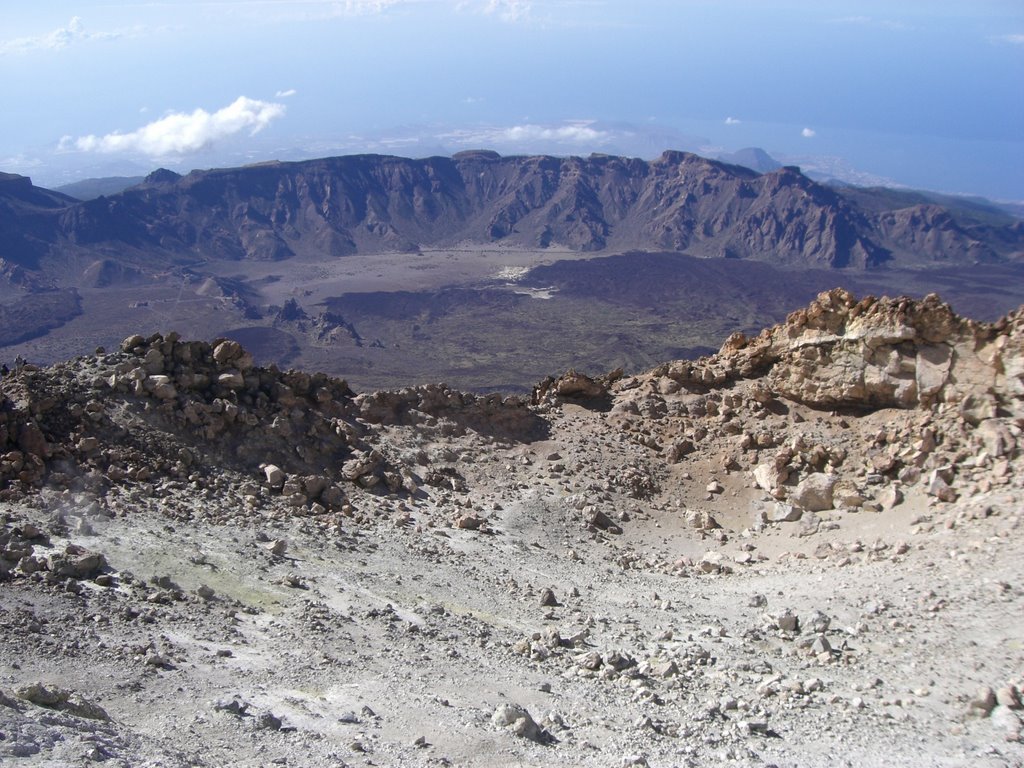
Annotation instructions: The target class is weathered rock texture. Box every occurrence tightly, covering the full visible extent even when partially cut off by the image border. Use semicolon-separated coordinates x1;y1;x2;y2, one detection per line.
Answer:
661;289;1023;416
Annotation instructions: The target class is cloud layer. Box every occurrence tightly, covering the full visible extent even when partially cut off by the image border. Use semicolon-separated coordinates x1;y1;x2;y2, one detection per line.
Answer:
0;16;119;55
479;0;532;23
66;97;286;156
439;121;612;148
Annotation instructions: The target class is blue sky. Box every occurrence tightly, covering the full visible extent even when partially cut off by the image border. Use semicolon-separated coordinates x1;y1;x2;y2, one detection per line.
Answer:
2;1;1022;199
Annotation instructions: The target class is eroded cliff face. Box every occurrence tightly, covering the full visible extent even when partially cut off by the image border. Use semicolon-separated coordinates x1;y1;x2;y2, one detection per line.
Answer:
3;153;1022;274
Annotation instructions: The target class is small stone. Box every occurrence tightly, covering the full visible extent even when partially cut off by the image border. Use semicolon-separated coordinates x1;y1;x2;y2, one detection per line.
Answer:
196;584;216;601
492;703;543;742
256;711;282;731
218;370;245;389
927;470;957;502
877;486;903;509
754;460;790;494
969;686;998;717
996;685;1022;710
652;660;680;678
454;513;485;530
699;551;725;573
774;610;799;633
214;696;249;716
263;465;286;488
990;705;1023;741
213;340;243;364
539;588;558;607
738;720;770;736
764;503;802;523
685;509;719;530
804;610;831;633
144;651;171;668
268;539;288;557
588;509;623;534
811;635;832;655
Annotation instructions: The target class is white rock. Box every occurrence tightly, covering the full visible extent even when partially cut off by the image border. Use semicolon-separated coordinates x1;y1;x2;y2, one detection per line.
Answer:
754;461;789;493
218;370;245;389
263;464;286;488
790;473;837;511
765;503;802;523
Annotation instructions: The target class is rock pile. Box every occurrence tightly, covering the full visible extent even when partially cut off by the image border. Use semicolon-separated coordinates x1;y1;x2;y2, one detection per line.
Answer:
0;333;543;523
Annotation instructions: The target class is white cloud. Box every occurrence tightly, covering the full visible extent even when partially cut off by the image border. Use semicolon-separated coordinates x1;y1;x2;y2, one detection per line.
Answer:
238;0;406;23
0;154;43;172
0;16;120;55
485;0;532;23
801;127;816;138
275;88;297;98
499;123;607;143
456;0;532;23
724;117;741;126
994;33;1024;45
438;121;616;149
64;96;286;157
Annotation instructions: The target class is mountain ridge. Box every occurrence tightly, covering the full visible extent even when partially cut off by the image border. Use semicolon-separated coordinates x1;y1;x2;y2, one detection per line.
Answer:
3;150;1022;283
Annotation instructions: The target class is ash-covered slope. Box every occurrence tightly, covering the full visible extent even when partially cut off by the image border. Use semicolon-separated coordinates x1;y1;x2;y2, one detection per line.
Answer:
2;292;1023;767
4;152;1023;280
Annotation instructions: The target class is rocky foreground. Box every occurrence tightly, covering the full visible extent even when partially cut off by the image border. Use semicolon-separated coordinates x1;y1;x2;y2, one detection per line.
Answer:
1;288;1023;767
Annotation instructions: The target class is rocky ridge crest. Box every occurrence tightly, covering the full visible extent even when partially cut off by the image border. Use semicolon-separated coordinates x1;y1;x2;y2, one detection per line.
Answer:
3;153;1022;280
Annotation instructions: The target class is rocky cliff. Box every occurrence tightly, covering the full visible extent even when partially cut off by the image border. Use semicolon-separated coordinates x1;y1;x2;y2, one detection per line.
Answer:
3;152;1022;278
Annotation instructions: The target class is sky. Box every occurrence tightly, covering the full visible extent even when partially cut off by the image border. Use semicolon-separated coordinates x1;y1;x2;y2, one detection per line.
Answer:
1;1;1022;200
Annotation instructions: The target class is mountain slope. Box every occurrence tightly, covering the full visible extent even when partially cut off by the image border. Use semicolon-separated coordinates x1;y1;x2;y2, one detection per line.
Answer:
1;291;1022;766
2;152;1021;279
53;176;146;201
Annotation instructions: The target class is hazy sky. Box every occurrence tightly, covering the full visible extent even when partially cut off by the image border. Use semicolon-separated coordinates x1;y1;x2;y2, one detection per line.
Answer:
2;1;1022;199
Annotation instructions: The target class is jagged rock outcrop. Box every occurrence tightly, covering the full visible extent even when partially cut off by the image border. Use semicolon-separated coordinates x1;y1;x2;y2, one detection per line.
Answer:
595;290;1023;518
659;288;1022;420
